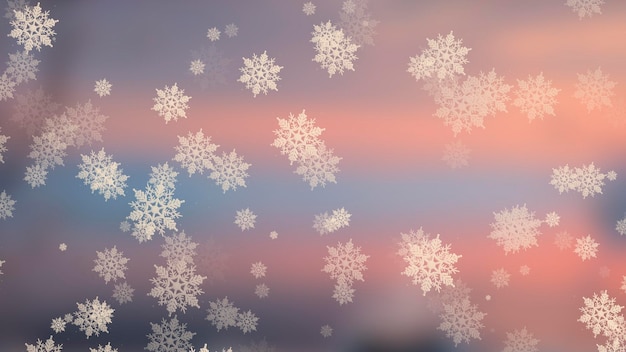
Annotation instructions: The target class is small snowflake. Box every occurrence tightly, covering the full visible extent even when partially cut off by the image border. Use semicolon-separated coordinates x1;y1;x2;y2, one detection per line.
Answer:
207;27;220;41
50;316;66;333
58;243;66;251
189;59;205;76
152;83;191;123
442;141;470;169
76;148;129;201
566;0;604;19
574;234;599;261
238;50;283;97
160;230;198;265
224;23;238;38
519;265;530;276
616;217;626;236
119;221;131;233
254;283;270;298
491;268;510;288
206;296;239;332
28;131;67;170
8;2;58;52
209;149;251;193
503;327;539;352
112;281;134;305
513;72;560;121
544;211;560;227
149;162;179;191
0;190;16;220
0;259;4;276
250;261;267;279
0;127;9;164
332;280;355;305
93;79;112;97
93;246;129;285
25;336;63;352
269;231;278;240
148;259;206;316
235;208;257;231
320;324;333;338
146;315;195;352
554;231;574;250
237;310;259;334
72;296;114;338
24;163;47;188
173;129;219;177
6;50;39;84
302;2;316;16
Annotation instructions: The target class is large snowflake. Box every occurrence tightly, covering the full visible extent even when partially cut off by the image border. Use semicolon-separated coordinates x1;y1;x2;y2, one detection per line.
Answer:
76;148;129;201
311;21;359;77
338;0;379;47
513;72;560;121
322;238;369;285
72;296;114;338
92;246;129;285
209;149;250;193
574;234;599;261
6;50;39;84
152;83;191;123
574;67;616;112
206;296;239;332
28;131;67;170
503;327;540;352
8;2;58;52
146;315;195;352
488;204;542;254
438;298;486;346
579;290;625;338
0;190;16;220
272;109;325;165
127;183;185;242
173;129;219;176
25;336;63;352
160;231;198;265
149;259;206;316
566;0;604;19
399;229;462;296
295;144;341;190
64;100;109;147
408;31;471;82
237;50;283;97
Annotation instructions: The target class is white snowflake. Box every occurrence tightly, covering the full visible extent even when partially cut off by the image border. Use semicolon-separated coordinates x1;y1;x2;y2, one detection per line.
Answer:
574;234;599;261
94;79;112;97
442;141;470;169
302;2;316;16
579;290;624;338
148;259;206;316
503;327;540;352
127;183;185;242
0;73;16;101
311;21;359;77
550;164;578;194
575;163;615;199
313;212;333;235
566;0;604;19
93;246;129;285
295;144;341;190
489;204;543;254
50;317;66;333
77;148;129;201
407;31;471;82
8;2;58;52
72;296;114;338
433;76;488;136
616;217;626;236
269;230;278;240
438;298;486;346
0;127;10;163
112;281;134;305
544;211;560;227
427;278;472;314
89;343;118;352
6;50;39;84
189;59;205;76
173;129;219;176
0;190;16;220
42;113;78;148
25;336;63;352
519;265;531;276
513;72;560;121
491;268;511;288
152;83;191;123
146;315;195;352
339;0;379;47
272;109;325;165
206;296;239;332
23;163;47;188
238;50;283;97
119;220;131;233
149;162;179;191
64;100;109;147
554;231;574;251
250;261;267;279
575;67;616;112
224;23;238;38
206;27;220;41
28;131;67;170
235;208;256;231
237;310;259;334
58;243;66;251
323;238;369;285
320;324;333;338
209;149;250;193
161;231;198;265
333;281;355;305
11;87;61;135
470;68;513;116
254;283;270;298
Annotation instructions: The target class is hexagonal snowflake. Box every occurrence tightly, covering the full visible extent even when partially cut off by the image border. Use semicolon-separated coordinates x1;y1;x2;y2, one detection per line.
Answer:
28;131;67;170
206;296;239;332
339;0;379;47
112;281;134;305
311;21;359;77
0;73;16;101
206;27;220;41
503;327;539;352
438;298;486;346
491;268;511;288
554;231;574;251
42;113;78;148
579;290;624;338
77;148;129;201
93;245;129;284
0;190;16;220
160;230;198;265
149;162;178;191
574;234;599;261
442;140;470;169
148;259;206;316
272;109;325;165
189;59;205;76
8;2;58;52
250;261;267;279
302;2;316;15
408;31;471;82
4;0;30;21
224;23;238;38
544;211;560;227
237;50;283;97
64;100;109;147
127;183;185;242
152;83;191;123
173;129;219;176
0;126;9;164
489;204;542;254
25;336;62;352
236;310;259;334
234;208;256;231
50;317;66;333
616;217;626;236
566;0;604;19
320;324;333;338
6;50;39;84
513;72;560;121
190;44;232;91
12;87;61;136
295;144;341;190
72;296;114;338
94;78;112;97
254;283;270;298
209;149;250;193
146;315;195;352
575;163;615;199
322;238;369;285
574;67;616;112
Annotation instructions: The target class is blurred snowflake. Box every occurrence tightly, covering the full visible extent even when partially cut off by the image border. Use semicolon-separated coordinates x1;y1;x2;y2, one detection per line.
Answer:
206;296;239;332
209;149;250;193
28;131;67;170
438;298;486;346
339;0;379;47
89;343;117;352
574;234;599;261
0;73;15;101
93;245;129;284
254;283;270;298
173;129;219;176
94;78;112;97
190;44;231;90
489;204;542;254
442;141;470;168
513;72;560;121
544;211;560;227
554;231;574;251
574;67;616;112
8;2;58;52
25;336;62;352
11;87;61;135
311;21;359;77
0;127;9;163
72;296;114;338
320;324;333;338
238;50;283;97
491;268;511;288
58;243;66;251
196;237;229;284
112;282;134;305
269;231;278;240
77;148;129;201
6;50;39;84
295;144;341;190
408;31;471;82
4;0;30;21
566;0;604;19
160;231;198;265
503;327;539;352
235;208;257;231
616;216;626;236
302;2;316;16
0;190;16;220
189;59;205;76
519;265;531;276
224;23;238;38
64;100;109;147
152;83;191;123
250;261;267;279
146;315;195;352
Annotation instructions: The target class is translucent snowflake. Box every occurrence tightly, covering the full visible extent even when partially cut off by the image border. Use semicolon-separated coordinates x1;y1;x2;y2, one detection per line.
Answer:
173;129;219;176
196;237;229;284
407;31;471;82
313;212;333;235
579;290;624;338
503;327;540;352
224;23;238;38
206;296;239;332
94;79;112;97
0;73;16;101
77;148;129;201
311;21;359;77
189;59;205;76
119;220;131;233
320;324;333;338
0;127;10;163
295;144;341;190
491;268;511;288
234;208;256;231
42;113;79;148
313;208;351;235
25;336;62;352
152;83;191;123
338;0;379;47
574;234;599;261
575;162;615;198
272;109;325;165
333;281;355;305
599;266;611;279
519;265;531;276
550;164;578;194
0;258;4;276
89;343;117;352
489;204;543;254
112;281;134;305
190;44;231;90
438;298;486;346
237;310;259;334
566;0;604;19
442;141;470;169
616;217;626;236
269;230;278;240
93;246;129;285
342;0;356;13
513;72;560;121
127;183;185;242
0;190;16;220
146;315;195;352
302;1;316;15
250;261;267;279
322;238;369;285
50;316;66;333
4;0;30;21
544;211;560;227
72;296;114;338
28;131;67;169
238;50;283;97
238;340;274;352
12;87;61;136
64;100;109;147
6;50;39;84
254;283;270;298
149;162;178;191
469;68;512;116
433;76;488;136
148;259;206;316
574;67;616;112
209;149;250;193
160;230;198;265
427;278;472;314
206;27;220;41
8;2;58;52
554;231;574;251
399;229;462;295
621;277;626;294
58;243;66;251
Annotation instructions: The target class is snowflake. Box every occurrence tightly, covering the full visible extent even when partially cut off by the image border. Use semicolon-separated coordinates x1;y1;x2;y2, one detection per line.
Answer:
579;290;624;338
489;204;543;254
190;44;231;90
89;343;117;352
407;31;471;82
574;234;599;261
235;208;256;231
0;258;4;276
50;316;66;333
442;141;470;169
0;190;16;220
94;79;112;97
0;127;10;163
333;281;355;305
491;268;511;288
25;336;63;352
438;298;486;346
575;163;615;199
433;76;488;135
127;183;185;242
519;265;531;276
4;0;30;21
254;283;270;298
58;243;66;251
238;50;283;97
149;162;178;191
152;83;191;123
342;0;356;13
574;67;616;112
196;237;229;283
206;27;220;41
119;220;131;233
28;131;67;169
621;277;626;294
93;246;129;284
302;2;316;15
313;208;351;235
550;164;578;194
427;278;472;314
313;212;333;235
295;144;341;190
616;217;626;236
503;327;540;352
209;149;250;193
64;100;109;147
554;231;574;251
173;129;219;176
470;69;512;115
399;230;462;295
544;211;560;227
72;296;114;338
6;50;39;84
148;259;206;316
513;72;560;121
566;0;604;19
112;281;134;305
224;23;238;38
320;324;333;338
236;310;259;334
42;113;78;148
146;315;195;352
331;207;351;229
161;231;198;265
206;296;239;332
269;230;278;240
272;109;325;165
8;2;58;52
0;73;16;101
250;261;267;279
339;0;379;47
599;266;611;279
189;59;205;76
77;148;129;201
323;238;369;285
311;21;359;77
11;87;61;135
